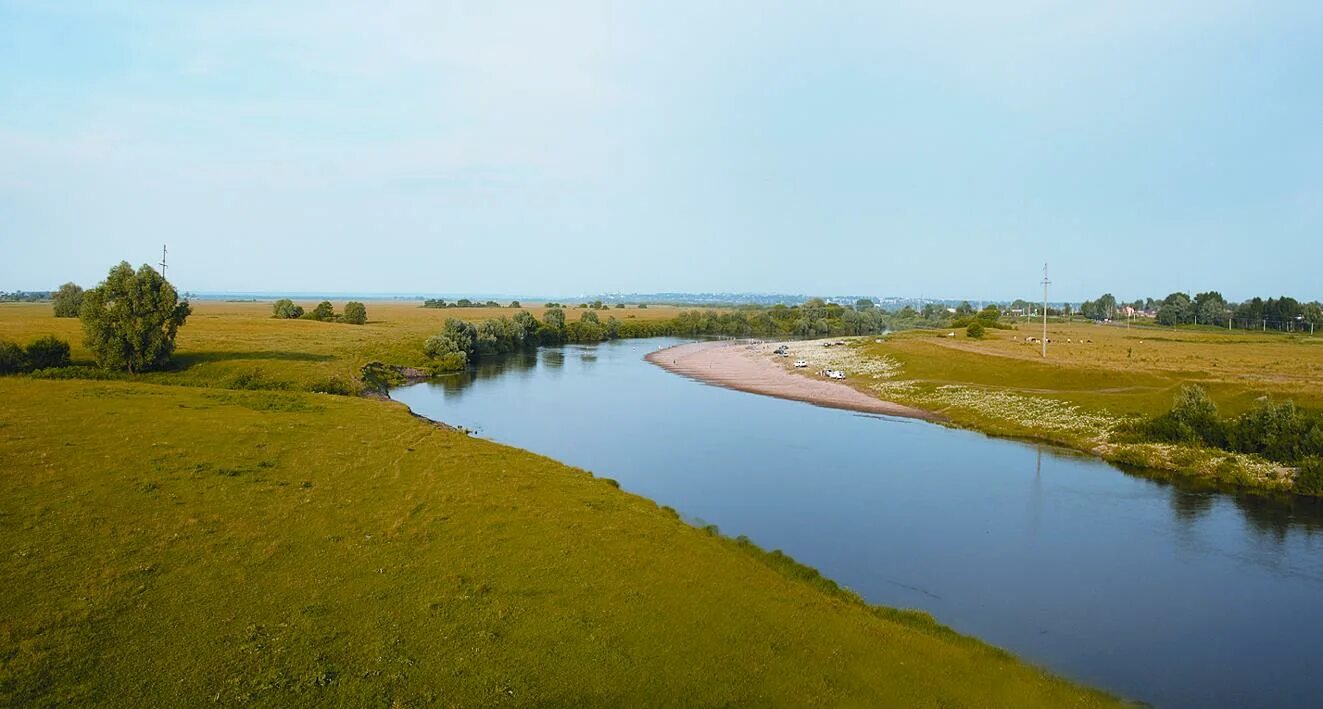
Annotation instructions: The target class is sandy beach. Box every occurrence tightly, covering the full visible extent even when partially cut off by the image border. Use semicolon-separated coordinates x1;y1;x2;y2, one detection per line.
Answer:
645;340;941;421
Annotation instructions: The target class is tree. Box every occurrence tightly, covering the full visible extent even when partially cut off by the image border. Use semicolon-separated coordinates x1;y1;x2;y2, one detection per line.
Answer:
272;299;304;319
1194;291;1227;326
956;301;974;317
508;300;521;308
1097;293;1117;320
311;301;335;321
581;310;600;325
52;282;84;318
424;318;475;370
80;262;191;373
25;335;71;370
1157;292;1192;326
966;321;985;338
0;340;22;374
342;301;367;324
543;307;566;330
855;298;875;311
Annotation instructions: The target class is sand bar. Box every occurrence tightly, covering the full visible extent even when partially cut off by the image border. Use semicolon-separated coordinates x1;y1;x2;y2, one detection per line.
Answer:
645;340;942;421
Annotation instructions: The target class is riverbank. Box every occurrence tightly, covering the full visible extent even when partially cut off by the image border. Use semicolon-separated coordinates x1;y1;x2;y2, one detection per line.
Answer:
0;303;1117;705
645;340;941;421
657;330;1312;496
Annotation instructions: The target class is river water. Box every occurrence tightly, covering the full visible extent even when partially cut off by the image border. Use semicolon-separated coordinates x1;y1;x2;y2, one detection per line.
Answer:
391;337;1323;708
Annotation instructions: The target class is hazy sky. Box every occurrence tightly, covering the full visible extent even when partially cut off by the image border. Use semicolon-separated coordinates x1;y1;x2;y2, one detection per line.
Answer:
2;2;1320;300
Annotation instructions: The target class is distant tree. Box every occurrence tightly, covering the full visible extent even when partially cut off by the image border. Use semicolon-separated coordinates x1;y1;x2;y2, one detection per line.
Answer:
0;339;23;374
311;301;335;321
512;310;538;333
615;303;625;309
52;282;84;318
24;335;71;370
424;317;475;370
581;310;600;324
1097;293;1117;320
966;321;985;338
508;300;521;308
1194;291;1227;326
456;298;473;308
637;303;648;309
342;301;367;325
80;262;191;373
543;307;566;330
956;301;974;317
855;298;875;311
1157;292;1192;326
272;299;304;319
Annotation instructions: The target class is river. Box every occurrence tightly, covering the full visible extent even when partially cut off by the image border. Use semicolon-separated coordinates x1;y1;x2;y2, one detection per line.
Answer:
391;337;1323;708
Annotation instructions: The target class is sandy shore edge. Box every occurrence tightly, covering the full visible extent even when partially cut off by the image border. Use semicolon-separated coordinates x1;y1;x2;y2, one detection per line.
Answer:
645;340;943;422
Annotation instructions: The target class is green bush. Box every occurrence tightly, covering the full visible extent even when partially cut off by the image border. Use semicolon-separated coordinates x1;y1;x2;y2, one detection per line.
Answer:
0;340;23;374
310;301;335;321
965;322;985;338
1141;385;1224;446
342;301;367;325
309;376;354;395
1295;457;1323;495
24;335;71;370
271;299;304;319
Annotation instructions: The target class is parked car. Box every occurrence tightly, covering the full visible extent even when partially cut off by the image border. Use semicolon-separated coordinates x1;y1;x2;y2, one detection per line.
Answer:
794;360;808;368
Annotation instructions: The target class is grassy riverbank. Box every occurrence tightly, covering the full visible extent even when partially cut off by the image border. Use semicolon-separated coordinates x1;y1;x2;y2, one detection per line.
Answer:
0;302;1116;705
799;323;1323;493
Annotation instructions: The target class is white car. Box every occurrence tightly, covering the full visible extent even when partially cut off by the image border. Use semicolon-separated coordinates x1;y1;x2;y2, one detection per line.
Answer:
823;369;846;379
793;360;808;368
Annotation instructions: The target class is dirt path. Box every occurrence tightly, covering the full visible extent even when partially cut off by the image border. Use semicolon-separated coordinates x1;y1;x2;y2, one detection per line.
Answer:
645;341;942;421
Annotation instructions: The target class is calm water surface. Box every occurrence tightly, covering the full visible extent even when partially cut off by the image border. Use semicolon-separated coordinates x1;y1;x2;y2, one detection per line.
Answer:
392;338;1323;708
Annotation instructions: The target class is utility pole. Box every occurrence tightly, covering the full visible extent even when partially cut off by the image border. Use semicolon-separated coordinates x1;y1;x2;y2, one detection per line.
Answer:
159;244;168;279
1041;263;1050;358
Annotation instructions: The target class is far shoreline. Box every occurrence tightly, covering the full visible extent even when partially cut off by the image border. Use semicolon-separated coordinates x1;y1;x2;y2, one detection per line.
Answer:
644;340;943;422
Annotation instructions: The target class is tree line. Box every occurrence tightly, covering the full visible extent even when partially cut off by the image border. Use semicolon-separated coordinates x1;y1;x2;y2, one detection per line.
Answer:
1074;291;1322;330
421;299;890;372
272;299;367;324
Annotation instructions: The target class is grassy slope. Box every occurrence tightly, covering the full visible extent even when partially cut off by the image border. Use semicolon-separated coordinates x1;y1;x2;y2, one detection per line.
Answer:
840;321;1323;490
0;303;1116;706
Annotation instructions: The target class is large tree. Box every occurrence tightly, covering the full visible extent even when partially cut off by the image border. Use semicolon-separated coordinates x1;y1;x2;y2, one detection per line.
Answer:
52;282;84;318
80;262;191;372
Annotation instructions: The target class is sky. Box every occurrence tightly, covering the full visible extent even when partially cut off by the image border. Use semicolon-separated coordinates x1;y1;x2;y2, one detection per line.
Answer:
2;1;1320;301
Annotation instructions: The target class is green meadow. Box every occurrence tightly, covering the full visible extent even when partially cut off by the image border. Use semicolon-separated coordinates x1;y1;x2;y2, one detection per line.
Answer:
0;302;1116;706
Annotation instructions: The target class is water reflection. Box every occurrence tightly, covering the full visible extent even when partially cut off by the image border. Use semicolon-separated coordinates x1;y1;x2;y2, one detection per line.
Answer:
392;338;1323;708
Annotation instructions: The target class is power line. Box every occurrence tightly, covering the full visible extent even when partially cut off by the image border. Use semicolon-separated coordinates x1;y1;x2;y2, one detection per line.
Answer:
1041;263;1050;358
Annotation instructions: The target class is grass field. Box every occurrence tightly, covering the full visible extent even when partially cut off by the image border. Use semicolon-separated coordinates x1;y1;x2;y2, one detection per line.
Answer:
813;320;1323;492
0;301;685;393
0;301;1116;705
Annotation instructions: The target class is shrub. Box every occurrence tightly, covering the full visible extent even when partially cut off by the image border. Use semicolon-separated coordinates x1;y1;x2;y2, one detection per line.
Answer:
1141;385;1224;446
310;301;335;321
342;301;367;325
24;335;71;370
1295;457;1323;495
0;340;23;374
965;321;985;338
309;376;355;395
1225;399;1322;463
272;299;304;319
